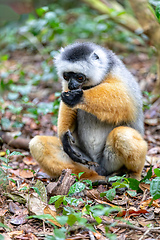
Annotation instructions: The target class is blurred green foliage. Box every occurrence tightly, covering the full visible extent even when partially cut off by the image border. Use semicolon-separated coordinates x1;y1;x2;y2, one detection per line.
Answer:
0;3;146;56
0;1;156;132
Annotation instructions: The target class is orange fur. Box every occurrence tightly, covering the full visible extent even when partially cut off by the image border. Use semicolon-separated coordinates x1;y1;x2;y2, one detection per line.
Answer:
29;136;105;181
58;102;77;138
76;75;137;124
106;126;147;180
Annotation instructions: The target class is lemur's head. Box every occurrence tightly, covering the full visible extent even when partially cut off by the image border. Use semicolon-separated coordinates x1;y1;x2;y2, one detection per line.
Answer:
55;42;114;90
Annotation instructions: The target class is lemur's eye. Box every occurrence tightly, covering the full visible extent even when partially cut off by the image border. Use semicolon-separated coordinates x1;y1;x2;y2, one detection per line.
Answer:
77;74;86;82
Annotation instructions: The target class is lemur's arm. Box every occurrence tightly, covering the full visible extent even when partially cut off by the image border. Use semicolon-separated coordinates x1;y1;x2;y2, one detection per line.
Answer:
58;101;90;164
61;76;137;125
58;101;77;139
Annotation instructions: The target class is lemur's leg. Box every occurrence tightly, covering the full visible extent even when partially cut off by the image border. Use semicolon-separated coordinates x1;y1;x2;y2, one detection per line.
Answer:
29;136;105;181
99;126;147;180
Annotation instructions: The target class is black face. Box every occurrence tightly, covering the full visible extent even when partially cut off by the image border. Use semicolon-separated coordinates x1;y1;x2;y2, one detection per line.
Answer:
63;72;86;90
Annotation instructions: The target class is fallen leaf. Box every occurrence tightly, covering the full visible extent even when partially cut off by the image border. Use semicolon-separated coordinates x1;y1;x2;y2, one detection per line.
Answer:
93;230;106;239
19;169;34;178
144;118;158;126
24;233;38;240
140;198;160;208
5;192;26;204
34;180;47;203
117;208;148;217
43;205;61;227
28;194;47;215
23;156;37;166
0;209;7;216
9;201;20;214
95;198;123;209
10;214;28;225
8;231;23;238
139;182;150;191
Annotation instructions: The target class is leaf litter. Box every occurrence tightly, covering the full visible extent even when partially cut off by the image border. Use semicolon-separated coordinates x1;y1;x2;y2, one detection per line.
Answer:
0;51;160;240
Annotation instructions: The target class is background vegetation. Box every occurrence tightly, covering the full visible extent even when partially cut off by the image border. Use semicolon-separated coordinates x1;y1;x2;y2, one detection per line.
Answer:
0;0;160;239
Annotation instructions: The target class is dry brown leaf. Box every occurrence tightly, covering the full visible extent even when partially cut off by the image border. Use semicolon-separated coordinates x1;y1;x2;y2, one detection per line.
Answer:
8;230;24;238
93;230;106;239
145;155;160;165
28;194;47;215
10;214;28;225
95;198;123;209
19;169;34;178
24;233;38;240
43;205;61;227
0;209;7;216
23;156;37;166
140;198;160;208
117;208;148;217
139;182;150;191
144;118;158;126
9;201;20;214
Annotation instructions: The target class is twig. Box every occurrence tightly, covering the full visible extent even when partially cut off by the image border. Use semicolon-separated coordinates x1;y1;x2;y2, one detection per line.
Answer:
141;189;148;202
88;219;160;235
89;231;95;240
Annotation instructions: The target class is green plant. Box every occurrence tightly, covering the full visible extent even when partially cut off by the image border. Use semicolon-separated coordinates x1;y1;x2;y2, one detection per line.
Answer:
149;168;160;205
0;150;24;186
27;173;120;239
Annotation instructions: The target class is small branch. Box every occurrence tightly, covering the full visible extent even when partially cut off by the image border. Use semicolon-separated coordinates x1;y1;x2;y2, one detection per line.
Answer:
88;219;160;234
0;131;30;150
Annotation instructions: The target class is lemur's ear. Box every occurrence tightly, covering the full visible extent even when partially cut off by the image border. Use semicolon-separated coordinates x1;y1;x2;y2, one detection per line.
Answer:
60;47;64;53
91;52;99;60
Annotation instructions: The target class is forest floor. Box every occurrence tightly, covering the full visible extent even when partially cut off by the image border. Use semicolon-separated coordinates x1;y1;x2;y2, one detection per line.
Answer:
0;50;160;240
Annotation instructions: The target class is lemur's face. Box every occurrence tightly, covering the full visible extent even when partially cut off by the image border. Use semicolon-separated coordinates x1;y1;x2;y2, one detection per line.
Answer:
54;42;113;88
63;72;87;90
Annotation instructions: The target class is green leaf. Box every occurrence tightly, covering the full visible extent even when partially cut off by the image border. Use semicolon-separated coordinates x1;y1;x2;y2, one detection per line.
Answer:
94;216;102;224
126;190;137;197
55;196;64;209
0;234;4;240
0;157;8;164
27;214;56;221
67;214;77;226
7;92;19;101
8;151;24;157
154;168;160;177
65;197;84;206
112;181;129;189
128;178;140;190
0;222;11;230
155;4;160;20
105;188;116;201
150;177;160;200
78;172;84;178
6;149;10;155
68;182;86;195
82;179;92;189
141;166;152;182
53;228;66;240
49;195;62;204
56;216;68;225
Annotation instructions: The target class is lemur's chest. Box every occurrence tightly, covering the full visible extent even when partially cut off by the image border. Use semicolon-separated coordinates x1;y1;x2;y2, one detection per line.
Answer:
76;110;113;160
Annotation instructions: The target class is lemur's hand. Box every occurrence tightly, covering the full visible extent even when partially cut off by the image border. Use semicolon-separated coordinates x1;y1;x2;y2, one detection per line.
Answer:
61;89;83;107
62;130;89;164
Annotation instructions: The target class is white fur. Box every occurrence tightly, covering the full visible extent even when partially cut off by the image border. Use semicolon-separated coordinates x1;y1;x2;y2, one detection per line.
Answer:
54;43;110;86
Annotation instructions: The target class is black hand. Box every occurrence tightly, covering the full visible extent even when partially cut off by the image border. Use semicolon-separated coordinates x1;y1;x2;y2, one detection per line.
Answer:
62;130;89;164
61;89;83;107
